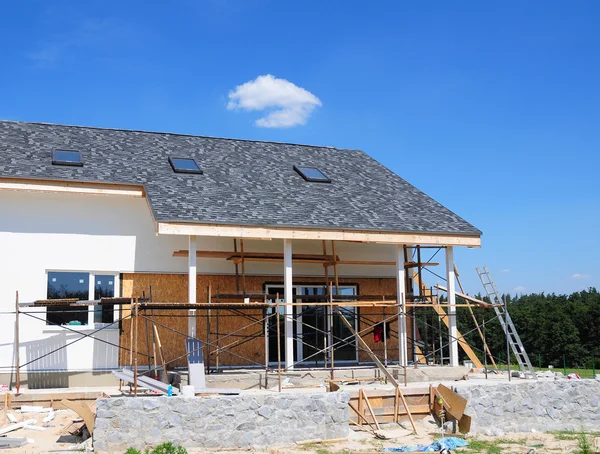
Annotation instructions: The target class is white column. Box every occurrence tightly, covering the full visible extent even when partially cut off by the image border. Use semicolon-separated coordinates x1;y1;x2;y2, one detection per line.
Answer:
405;246;416;363
396;245;408;367
446;246;459;366
188;235;197;338
283;239;294;370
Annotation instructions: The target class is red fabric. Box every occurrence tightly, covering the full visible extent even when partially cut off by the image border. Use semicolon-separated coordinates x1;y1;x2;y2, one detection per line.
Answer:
373;324;384;342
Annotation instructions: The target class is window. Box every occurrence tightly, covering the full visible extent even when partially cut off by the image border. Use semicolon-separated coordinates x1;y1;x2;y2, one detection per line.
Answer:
94;275;115;324
168;157;203;174
46;271;118;327
52;150;83;167
293;165;331;183
47;272;89;326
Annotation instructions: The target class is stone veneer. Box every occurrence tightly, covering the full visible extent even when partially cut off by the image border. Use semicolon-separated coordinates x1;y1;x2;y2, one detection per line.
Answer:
455;380;600;435
94;391;349;452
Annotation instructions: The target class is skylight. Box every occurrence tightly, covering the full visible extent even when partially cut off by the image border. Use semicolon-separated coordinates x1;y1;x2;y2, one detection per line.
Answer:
52;150;83;167
293;165;331;183
169;157;203;174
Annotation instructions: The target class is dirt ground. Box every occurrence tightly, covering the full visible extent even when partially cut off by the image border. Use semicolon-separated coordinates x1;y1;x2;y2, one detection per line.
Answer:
1;408;595;453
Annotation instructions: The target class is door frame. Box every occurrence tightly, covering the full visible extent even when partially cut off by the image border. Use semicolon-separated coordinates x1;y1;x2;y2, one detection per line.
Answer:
265;283;359;365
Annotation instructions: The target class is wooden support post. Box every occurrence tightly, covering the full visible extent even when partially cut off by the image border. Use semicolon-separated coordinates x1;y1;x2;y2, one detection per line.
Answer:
14;291;20;395
383;307;388;367
328;283;335;380
152;324;168;383
276;294;282;392
151;325;159;380
240;239;247;295
394;385;400;423
322;240;329;289
264;302;269;390
206;282;212;374
133;298;139;396
358;388;364;426
360;389;381;431
233;239;240;293
216;305;220;373
331;241;340;295
129;297;134;368
349;402;374;428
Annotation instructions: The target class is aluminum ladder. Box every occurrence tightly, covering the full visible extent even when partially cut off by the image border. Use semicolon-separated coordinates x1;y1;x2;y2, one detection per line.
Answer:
476;266;536;379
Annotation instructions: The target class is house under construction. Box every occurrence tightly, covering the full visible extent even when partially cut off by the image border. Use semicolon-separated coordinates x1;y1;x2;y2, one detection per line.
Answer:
0;120;495;389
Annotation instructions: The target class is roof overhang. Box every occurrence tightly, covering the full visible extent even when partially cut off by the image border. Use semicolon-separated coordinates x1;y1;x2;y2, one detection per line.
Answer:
0;177;145;197
157;222;481;247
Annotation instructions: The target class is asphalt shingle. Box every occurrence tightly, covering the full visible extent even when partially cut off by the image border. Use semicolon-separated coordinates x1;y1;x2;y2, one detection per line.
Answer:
0;121;481;236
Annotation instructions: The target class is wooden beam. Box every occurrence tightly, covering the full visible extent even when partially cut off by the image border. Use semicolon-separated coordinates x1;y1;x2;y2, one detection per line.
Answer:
435;285;493;307
159;223;481;247
0;177;144;197
173;250;437;267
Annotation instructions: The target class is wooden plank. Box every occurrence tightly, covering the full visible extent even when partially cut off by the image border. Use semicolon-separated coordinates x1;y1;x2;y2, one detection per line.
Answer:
458;414;472;434
159;222;482;247
360;389;381;431
435;285;493;307
437;384;467;421
0;178;144;197
61;400;95;435
153;324;169;383
173;250;339;261
394;386;400;423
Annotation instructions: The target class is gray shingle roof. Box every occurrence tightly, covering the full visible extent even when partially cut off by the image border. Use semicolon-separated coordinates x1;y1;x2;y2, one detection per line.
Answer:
0;120;481;236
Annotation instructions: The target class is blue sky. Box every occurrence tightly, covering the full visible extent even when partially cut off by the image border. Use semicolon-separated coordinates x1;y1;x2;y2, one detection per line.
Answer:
1;1;598;295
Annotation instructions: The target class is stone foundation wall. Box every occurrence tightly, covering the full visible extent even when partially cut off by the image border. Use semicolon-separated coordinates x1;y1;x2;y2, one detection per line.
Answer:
455;380;600;435
93;391;349;452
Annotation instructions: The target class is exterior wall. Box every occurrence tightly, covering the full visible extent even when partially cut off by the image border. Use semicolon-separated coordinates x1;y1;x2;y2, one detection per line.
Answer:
121;273;413;368
0;190;416;374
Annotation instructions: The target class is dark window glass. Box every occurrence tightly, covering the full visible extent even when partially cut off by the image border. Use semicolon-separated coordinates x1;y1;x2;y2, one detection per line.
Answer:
47;272;89;326
293;166;331;183
94;275;115;324
52;150;83;166
169;157;203;174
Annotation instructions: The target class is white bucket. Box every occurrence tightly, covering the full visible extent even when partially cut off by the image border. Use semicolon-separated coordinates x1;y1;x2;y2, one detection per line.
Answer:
181;385;195;397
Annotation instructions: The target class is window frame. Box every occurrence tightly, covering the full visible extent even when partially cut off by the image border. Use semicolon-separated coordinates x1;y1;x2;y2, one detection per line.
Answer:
168;156;203;174
52;149;84;167
293;165;331;183
44;270;120;330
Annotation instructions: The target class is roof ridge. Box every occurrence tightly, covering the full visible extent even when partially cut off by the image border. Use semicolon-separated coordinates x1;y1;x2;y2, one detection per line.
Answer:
0;119;359;152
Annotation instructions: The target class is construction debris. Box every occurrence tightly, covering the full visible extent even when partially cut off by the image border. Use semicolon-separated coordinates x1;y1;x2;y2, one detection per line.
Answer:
0;438;34;449
0;419;37;436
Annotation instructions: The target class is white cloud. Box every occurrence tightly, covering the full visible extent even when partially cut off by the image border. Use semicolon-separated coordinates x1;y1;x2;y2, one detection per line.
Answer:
572;273;591;279
227;74;322;128
513;286;526;292
500;269;510;273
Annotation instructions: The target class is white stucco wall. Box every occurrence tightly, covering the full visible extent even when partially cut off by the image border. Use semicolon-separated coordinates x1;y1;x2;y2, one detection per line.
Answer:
0;190;401;373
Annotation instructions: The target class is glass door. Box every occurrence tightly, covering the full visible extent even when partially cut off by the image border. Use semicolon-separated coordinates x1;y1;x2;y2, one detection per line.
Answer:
266;284;358;365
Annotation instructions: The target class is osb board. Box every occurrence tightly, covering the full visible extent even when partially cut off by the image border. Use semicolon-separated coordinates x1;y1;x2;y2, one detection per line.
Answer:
120;273;268;368
120;273;414;368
